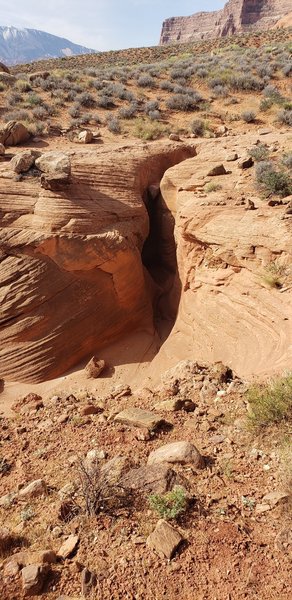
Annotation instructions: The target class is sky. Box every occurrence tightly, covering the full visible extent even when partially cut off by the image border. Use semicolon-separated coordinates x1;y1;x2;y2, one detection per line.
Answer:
0;1;224;51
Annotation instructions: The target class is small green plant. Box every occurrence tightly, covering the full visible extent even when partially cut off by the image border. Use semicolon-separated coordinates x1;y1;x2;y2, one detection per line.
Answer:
148;486;188;520
246;373;292;428
260;262;286;289
20;505;35;522
133;118;168;140
241;110;257;123
249;144;269;162
205;182;222;193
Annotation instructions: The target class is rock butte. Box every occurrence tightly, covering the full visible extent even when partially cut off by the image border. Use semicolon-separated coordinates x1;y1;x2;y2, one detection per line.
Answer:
0;134;291;384
160;0;292;45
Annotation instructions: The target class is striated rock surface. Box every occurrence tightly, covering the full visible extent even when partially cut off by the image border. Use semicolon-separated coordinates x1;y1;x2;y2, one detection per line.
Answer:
160;0;292;44
0;141;194;382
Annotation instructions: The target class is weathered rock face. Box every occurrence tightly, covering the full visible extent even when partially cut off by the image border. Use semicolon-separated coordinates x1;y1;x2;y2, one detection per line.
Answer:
0;142;194;382
160;0;292;44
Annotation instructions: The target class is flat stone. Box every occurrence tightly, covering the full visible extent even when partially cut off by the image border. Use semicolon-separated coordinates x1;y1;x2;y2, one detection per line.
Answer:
147;519;184;559
57;535;79;559
21;564;49;596
255;503;271;514
114;408;163;430
148;441;203;468
154;398;185;412
262;491;289;507
19;479;47;499
120;464;177;494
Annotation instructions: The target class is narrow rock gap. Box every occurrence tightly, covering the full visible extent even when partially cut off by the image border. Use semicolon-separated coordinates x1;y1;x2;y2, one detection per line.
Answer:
142;185;181;343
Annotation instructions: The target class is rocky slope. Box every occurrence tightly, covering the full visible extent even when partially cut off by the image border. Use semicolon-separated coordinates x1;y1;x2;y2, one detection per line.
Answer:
0;26;96;65
160;0;292;44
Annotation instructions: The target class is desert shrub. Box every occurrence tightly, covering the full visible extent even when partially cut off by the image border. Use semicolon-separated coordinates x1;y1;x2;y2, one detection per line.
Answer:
92;80;104;91
212;84;229;98
76;92;95;108
107;116;121;134
26;93;43;106
133;118;168;140
119;104;137;119
282;63;292;77
259;98;273;112
68;103;81;118
196;67;208;78
256;161;292;197
15;79;31;93
144;100;159;113
260;262;286;289
241;110;257;123
191;118;206;136
281;153;292;169
149;486;188;520
160;80;175;92
277;109;292;127
32;106;48;120
96;95;115;109
3;109;31;122
263;84;284;103
249;144;269;162
246;374;292;427
205;182;222;193
84;68;98;77
24;120;46;135
66;90;78;102
229;74;263;91
7;92;22;106
137;75;155;88
166;93;200;111
148;110;161;121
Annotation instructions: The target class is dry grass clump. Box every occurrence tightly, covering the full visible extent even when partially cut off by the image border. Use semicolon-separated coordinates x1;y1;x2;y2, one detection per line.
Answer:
246;373;292;428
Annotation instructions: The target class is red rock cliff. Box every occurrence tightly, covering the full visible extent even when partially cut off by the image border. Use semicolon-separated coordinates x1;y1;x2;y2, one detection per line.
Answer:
160;0;292;44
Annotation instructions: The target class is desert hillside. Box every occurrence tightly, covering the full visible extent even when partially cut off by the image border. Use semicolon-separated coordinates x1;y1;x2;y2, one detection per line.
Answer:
0;25;291;600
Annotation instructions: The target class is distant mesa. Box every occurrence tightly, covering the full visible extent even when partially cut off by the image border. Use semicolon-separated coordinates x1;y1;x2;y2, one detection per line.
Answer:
160;0;292;44
0;26;97;65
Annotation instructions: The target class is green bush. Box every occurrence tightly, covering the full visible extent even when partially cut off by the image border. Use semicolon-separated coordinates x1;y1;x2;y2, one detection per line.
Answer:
256;161;292;197
148;486;188;520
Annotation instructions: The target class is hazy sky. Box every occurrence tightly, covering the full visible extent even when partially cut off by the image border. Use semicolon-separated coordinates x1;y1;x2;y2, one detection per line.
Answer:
0;1;224;50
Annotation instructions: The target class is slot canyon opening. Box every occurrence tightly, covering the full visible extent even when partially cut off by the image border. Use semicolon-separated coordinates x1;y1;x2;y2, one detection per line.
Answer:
142;185;181;343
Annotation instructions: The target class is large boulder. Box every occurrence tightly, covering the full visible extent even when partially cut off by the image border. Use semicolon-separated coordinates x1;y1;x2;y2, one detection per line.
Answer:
10;150;41;174
0;72;16;85
35;151;71;189
0;121;30;146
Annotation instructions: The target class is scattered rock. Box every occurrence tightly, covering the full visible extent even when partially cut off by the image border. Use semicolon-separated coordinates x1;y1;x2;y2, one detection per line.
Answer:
10;150;41;174
28;71;50;82
85;356;106;378
0;526;12;553
110;384;131;398
78;130;93;143
21;564;49;596
147;519;185;559
262;491;289;507
57;535;79;559
85;448;107;471
226;152;238;161
80;403;102;416
169;133;180;141
207;164;227;176
81;567;97;597
100;455;130;485
0;121;30;146
215;125;228;137
114;408;164;431
120;464;177;494
19;479;47;499
238;155;254;169
147;441;203;468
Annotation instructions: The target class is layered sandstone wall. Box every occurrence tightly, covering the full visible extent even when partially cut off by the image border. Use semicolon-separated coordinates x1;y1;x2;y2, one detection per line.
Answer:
160;0;292;44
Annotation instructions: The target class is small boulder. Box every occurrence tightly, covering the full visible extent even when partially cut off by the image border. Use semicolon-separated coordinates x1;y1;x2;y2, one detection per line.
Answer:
169;133;180;141
57;535;79;560
238;155;254;169
207;164;227;176
19;479;47;499
0;121;30;146
10;150;41;174
78;130;93;144
114;408;164;431
35;151;71;175
120;464;176;494
147;441;203;468
85;356;106;378
226;152;238;162
21;564;49;596
147;519;184;559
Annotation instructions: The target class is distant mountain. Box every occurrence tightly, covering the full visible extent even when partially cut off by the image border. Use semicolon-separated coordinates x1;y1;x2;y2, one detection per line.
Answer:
0;26;97;65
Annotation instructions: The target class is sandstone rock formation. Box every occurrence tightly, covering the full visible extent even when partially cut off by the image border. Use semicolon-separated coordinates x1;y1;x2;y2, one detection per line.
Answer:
160;0;292;44
0;142;194;382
